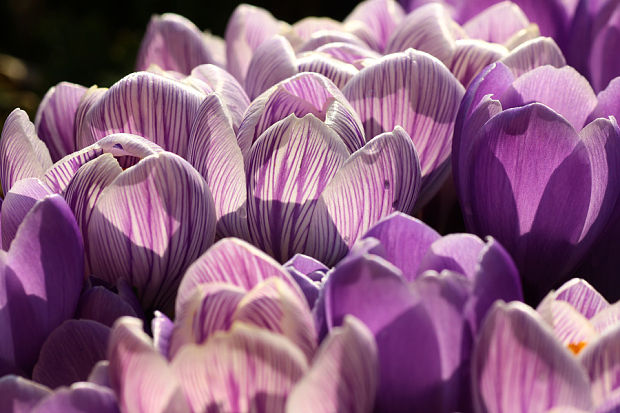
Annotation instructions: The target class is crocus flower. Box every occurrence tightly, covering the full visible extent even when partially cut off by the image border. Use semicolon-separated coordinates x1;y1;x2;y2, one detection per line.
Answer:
0;375;119;413
453;61;620;302
316;212;522;412
473;279;620;412
107;238;378;413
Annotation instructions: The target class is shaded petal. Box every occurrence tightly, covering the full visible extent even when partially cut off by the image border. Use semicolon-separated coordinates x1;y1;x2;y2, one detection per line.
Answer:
284;254;328;276
286;316;378;413
503;23;542;50
32;320;110;388
32;383;119;413
0;195;83;375
580;324;620;407
589;77;620;123
74;86;107;150
190;64;251;132
308;127;421;265
314;42;381;67
342;49;464;203
172;323;308;413
417;233;485;279
449;39;508;87
245;35;297;100
225;4;286;84
472;302;593;413
463;1;530;43
499;37;566;77
176;238;300;315
536;299;598;347
1;178;52;250
87;152;216;314
283;254;325;308
589;4;620;93
76;286;138;328
78;71;205;156
88;360;111;388
0;375;51;413
202;31;226;67
321;254;442;412
136;13;217;74
498;65;597;130
108;317;189;413
295;52;359;89
246;114;349;262
553;278;610;319
297;31;368;53
0;109;52;194
291;17;342;42
362;212;440;281
35;82;87;162
152;311;174;358
187;93;248;239
344;0;405;51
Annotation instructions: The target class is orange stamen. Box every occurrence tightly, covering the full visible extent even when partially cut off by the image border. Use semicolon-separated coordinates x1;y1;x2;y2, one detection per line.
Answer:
568;341;587;355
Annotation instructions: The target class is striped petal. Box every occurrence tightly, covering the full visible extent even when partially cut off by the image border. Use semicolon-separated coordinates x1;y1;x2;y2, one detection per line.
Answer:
362;212;441;281
499;37;566;77
580;324;620;408
245;36;297;101
0;109;52;195
73;86;107;149
536;299;598;348
77;71;205;156
344;0;405;51
246;114;349;262
291;17;342;43
31;383;119;413
473;302;593;413
314;43;381;67
0;195;83;376
590;302;620;335
308;127;421;265
285;316;378;413
172;323;308;413
189;64;251;132
176;238;299;315
295;52;359;89
87;151;216;314
136;13;217;74
32;320;110;388
35;82;87;161
225;4;286;84
462;1;530;43
108;317;189;413
297;31;368;53
0;375;51;413
342;49;464;204
450;39;508;87
553;278;610;319
187;93;248;239
498;65;597;130
1;178;52;250
321;253;442;412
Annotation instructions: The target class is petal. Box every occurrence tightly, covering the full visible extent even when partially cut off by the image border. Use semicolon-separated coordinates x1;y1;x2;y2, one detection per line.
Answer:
342;48;465;203
498;65;597;130
589;77;620;123
314;42;381;67
225;4;286;84
151;311;174;358
31;383;119;413
246;114;349;262
362;212;440;281
417;233;485;278
32;320;110;388
0;195;83;375
108;317;189;413
462;1;530;43
535;299;598;347
186;93;248;239
589;4;620;93
590;302;620;335
503;23;542;50
136;13;217;74
308;127;421;265
297;31;368;53
283;254;328;275
34;82;87;162
245;36;297;101
295;52;359;89
285;316;378;413
467;103;592;298
580;324;620;407
472;302;593;413
176;238;300;315
344;0;405;51
1;178;53;250
0;375;51;413
87;152;216;314
291;17;342;42
321;253;442;412
172;323;308;413
88;360;111;388
553;278;610;319
78;71;205;156
499;37;566;77
76;286;138;328
449;39;508;87
0;109;52;194
73;86;107;149
189;64;251;132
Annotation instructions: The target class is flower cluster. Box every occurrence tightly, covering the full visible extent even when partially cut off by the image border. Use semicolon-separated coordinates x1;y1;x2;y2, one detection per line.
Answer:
1;0;620;412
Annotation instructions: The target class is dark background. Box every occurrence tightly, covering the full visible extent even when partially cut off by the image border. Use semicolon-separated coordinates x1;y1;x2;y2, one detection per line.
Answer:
0;0;360;121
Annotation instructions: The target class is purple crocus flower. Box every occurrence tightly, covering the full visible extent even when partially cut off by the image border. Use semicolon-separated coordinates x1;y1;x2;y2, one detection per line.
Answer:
453;62;620;302
474;279;620;412
316;212;522;412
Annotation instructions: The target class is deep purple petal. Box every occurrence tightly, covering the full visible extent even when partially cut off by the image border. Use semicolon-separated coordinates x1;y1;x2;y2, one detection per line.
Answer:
417;233;485;279
76;286;138;328
0;375;51;413
32;383;119;413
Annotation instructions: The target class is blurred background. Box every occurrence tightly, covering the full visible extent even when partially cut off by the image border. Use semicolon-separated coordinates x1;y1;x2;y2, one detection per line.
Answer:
0;0;360;122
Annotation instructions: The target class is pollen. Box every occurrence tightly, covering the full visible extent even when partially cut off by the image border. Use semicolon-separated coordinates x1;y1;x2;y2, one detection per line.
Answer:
568;341;587;355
